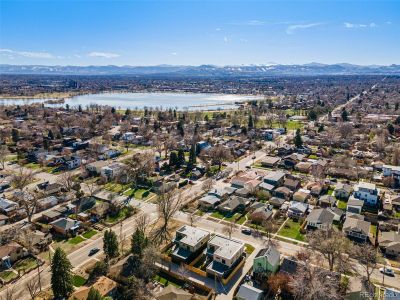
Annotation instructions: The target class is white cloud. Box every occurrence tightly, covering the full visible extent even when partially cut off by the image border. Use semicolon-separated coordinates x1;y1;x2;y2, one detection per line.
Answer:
286;23;322;34
223;36;230;43
0;48;55;58
246;20;265;26
344;22;377;29
170;52;178;56
88;51;120;58
386;21;392;25
216;27;222;31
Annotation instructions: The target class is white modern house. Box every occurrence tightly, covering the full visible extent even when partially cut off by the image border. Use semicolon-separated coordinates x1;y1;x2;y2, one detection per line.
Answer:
353;182;379;206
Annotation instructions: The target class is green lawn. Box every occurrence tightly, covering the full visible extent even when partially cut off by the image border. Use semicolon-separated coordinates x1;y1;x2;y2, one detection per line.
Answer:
104;182;130;193
13;257;38;272
370;225;377;235
105;206;131;224
394;211;400;219
68;236;85;245
277;219;305;241
308;154;318;159
245;243;255;255
72;275;87;287
337;200;347;210
24;162;41;169
236;214;247;225
210;211;226;219
0;270;18;282
82;229;97;239
327;189;334;195
224;213;240;222
154;274;181;288
272;120;303;130
123;188;153;200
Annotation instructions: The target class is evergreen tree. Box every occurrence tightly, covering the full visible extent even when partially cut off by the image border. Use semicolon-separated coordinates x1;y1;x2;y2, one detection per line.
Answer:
204;114;209;122
169;151;179;167
308;109;318;121
387;123;395;135
78;105;83;113
11;128;19;143
395;116;400;125
51;247;74;299
173;109;177;119
125;108;131;116
395;103;399;111
318;124;324;132
86;287;102;300
177;120;185;136
103;230;119;260
66;103;70;111
341;108;349;122
248;114;254;129
131;228;149;258
188;144;196;169
111;107;116;114
177;149;185;167
48;129;54;140
294;129;303;148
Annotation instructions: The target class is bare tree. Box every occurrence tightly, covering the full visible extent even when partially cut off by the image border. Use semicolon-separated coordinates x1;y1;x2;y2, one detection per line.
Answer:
83;180;98;197
352;244;380;284
152;190;182;245
307;229;351;272
125;151;154;188
12;168;33;190
187;212;199;227
3;287;19;300
201;178;214;193
15;190;43;223
26;277;40;300
0;145;10;170
222;221;235;239
208;145;233;170
135;214;150;234
57;172;76;192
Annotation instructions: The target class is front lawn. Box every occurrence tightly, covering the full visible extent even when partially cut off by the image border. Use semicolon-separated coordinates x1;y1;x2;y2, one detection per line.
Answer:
13;257;38;272
337;200;347;210
124;188;153;200
245;243;255;255
277;219;305;241
154;273;181;288
327;188;334;195
24;162;41;169
68;236;85;245
210;211;226;219
236;214;247;225
0;270;18;282
72;275;87;287
104;182;130;193
82;229;97;239
105;206;132;224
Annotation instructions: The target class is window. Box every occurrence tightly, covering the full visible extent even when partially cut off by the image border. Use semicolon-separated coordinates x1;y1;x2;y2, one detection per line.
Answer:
222;259;226;264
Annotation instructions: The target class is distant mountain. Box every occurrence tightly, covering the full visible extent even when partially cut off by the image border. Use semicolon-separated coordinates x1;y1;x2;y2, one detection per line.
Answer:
1;63;399;76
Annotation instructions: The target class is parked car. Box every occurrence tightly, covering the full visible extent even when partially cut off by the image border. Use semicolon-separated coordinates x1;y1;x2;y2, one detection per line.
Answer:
379;267;395;277
241;228;252;235
89;248;100;256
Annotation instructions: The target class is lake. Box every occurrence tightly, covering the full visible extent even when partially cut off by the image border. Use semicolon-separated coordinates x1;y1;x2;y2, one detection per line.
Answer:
0;92;262;111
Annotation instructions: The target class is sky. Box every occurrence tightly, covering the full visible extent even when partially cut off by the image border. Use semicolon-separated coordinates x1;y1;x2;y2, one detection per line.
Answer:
0;0;399;66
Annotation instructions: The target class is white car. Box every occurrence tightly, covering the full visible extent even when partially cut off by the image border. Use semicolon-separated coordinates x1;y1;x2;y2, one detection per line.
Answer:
379;267;395;277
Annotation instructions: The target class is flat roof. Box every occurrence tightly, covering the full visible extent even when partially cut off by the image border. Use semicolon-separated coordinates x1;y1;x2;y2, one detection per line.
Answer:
208;235;244;260
176;225;210;247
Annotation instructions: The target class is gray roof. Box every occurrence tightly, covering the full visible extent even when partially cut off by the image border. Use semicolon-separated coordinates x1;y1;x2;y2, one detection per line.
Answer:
319;195;336;205
343;217;370;236
347;199;364;207
306;208;334;224
236;284;263;300
269;197;286;206
199;195;220;206
208;235;244;260
256;246;280;266
335;182;353;193
259;182;275;191
264;171;285;182
0;198;18;210
50;217;80;231
289;201;309;213
176;225;210;247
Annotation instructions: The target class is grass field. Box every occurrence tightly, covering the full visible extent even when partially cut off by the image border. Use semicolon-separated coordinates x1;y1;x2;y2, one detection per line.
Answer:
105;206;131;224
68;236;85;245
104;182;130;193
13;257;38;272
82;229;97;239
245;243;255;255
0;270;18;282
277;219;305;241
154;273;181;288
210;211;226;219
337;200;347;210
72;275;87;287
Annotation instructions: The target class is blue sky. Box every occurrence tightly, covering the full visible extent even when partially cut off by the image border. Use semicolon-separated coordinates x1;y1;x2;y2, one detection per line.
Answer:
0;0;399;66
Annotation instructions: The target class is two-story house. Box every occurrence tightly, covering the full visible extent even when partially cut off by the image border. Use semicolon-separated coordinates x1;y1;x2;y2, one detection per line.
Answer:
343;215;371;243
172;225;210;264
253;246;280;275
306;208;334;230
353;182;379;206
206;235;245;278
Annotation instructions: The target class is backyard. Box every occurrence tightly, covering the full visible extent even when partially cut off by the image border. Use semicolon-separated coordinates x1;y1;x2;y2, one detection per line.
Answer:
13;257;39;272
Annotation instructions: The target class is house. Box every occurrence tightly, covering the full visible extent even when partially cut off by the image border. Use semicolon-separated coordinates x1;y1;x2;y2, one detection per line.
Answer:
269;197;286;208
153;181;177;194
343;215;371;242
206;235;245;278
101;149;121;160
353;182;379;206
378;231;400;258
382;164;400;186
306;181;325;196
42;210;63;223
172;225;210;263
258;182;275;193
0;242;28;267
71;276;118;300
334;183;353;200
292;189;311;203
249;206;273;224
319;195;336;208
384;288;400;300
218;196;249;214
260;156;281;168
39;182;63;195
287;201;309;219
280;257;299;275
306;208;334;230
236;284;264;300
284;178;301;191
37;196;59;211
295;161;312;173
282;153;305;169
50;217;80;236
263;171;285;187
86;160;108;175
156;285;193;300
101;162;125;180
63;155;82;170
198;195;221;209
347;199;364;214
0;198;18;216
253;246;280;275
274;186;292;200
327;207;345;222
0;214;8;226
208;187;237;200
